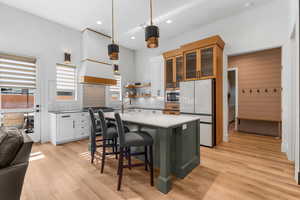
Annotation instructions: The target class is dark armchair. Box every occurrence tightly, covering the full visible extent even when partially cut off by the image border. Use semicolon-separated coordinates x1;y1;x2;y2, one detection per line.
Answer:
0;129;33;200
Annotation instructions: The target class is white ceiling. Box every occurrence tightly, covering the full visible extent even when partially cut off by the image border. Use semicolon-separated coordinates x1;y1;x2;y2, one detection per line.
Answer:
0;0;274;50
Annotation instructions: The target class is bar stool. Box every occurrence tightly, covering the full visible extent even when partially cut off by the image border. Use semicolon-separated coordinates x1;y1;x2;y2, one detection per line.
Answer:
114;112;154;191
98;109;119;173
88;108;118;165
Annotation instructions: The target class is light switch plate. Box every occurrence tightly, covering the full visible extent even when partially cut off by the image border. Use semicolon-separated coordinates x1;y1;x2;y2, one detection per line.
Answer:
182;124;187;130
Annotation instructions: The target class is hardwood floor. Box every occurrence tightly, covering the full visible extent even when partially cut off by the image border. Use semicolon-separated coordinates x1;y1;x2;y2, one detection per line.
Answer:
22;131;300;200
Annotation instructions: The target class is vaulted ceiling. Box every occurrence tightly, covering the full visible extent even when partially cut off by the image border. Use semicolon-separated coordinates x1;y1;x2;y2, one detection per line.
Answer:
0;0;274;49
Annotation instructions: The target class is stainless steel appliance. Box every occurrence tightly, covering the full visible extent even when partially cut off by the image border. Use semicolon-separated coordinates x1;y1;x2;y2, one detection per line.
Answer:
180;79;215;147
166;90;180;102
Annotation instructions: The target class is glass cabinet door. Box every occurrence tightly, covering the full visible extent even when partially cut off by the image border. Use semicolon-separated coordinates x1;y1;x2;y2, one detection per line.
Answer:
185;51;197;79
176;56;183;87
200;47;214;77
165;58;174;88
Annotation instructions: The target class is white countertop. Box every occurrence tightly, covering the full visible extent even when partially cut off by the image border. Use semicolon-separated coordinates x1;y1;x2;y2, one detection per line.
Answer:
104;112;201;128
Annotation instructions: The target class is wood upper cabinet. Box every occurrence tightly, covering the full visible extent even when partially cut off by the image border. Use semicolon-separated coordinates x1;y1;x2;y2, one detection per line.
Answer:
165;58;175;88
175;56;184;87
184;50;199;80
200;46;215;78
164;49;183;89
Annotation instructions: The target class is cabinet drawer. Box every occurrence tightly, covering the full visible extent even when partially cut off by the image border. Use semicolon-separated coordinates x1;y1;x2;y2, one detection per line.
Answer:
58;114;73;119
199;115;212;123
163;111;180;115
165;103;180;110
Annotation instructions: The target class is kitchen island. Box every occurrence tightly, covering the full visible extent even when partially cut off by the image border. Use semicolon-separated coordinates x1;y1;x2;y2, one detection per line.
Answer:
104;111;201;194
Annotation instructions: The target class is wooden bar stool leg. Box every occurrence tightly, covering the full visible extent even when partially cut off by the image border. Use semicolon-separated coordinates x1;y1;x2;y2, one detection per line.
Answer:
149;145;154;186
91;150;95;164
101;141;106;173
144;146;148;171
115;138;118;159
118;147;124;191
128;147;132;170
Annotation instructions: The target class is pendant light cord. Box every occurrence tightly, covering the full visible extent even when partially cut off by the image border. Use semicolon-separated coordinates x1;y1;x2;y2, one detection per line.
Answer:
150;0;153;25
112;0;115;43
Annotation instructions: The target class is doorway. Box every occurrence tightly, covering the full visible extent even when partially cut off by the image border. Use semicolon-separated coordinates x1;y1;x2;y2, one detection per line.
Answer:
227;48;282;137
227;68;237;132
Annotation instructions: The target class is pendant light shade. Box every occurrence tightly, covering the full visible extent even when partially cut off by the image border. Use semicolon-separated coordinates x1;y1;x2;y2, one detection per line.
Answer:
145;0;159;48
64;52;71;64
108;43;119;60
108;0;119;60
145;25;159;48
113;64;119;73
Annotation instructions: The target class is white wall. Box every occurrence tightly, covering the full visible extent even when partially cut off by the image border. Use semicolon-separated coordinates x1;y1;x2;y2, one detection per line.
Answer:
0;3;136;142
134;0;290;142
285;0;300;182
0;3;82;142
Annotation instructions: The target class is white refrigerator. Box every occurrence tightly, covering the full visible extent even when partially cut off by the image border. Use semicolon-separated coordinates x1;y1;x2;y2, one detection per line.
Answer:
180;79;215;147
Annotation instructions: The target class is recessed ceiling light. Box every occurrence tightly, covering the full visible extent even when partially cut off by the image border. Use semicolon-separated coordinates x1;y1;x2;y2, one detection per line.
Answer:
131;36;136;40
96;20;102;25
245;2;253;7
166;19;173;24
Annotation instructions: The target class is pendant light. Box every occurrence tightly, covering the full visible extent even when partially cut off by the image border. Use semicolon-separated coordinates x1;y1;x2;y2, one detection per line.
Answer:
145;0;159;48
108;0;119;60
113;64;119;73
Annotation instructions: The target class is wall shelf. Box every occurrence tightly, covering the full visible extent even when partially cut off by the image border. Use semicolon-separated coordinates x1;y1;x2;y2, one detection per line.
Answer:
125;83;151;89
126;94;151;98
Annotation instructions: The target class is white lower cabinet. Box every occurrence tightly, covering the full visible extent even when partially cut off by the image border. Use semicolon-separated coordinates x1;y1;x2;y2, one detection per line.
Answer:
49;112;90;145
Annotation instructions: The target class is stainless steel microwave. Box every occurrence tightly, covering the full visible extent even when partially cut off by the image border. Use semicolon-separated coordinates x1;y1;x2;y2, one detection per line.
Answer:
166;90;180;102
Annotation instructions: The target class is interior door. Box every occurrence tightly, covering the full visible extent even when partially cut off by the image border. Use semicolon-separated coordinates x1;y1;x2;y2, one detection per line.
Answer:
194;79;212;114
180;81;195;113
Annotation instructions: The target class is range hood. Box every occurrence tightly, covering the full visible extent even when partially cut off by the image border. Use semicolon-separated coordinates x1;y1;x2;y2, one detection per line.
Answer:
79;58;117;85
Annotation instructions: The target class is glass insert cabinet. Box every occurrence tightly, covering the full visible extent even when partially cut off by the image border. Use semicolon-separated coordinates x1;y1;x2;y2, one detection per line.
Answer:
163;36;223;89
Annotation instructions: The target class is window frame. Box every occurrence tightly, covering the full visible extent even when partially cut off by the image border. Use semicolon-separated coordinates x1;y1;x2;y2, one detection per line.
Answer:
55;63;77;101
109;74;122;101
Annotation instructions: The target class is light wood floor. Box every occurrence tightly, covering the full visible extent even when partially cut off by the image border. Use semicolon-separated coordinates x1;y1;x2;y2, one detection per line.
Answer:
22;131;300;200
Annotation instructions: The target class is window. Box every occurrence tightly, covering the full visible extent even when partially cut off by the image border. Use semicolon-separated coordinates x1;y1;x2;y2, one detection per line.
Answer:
109;75;122;101
0;53;36;109
56;64;76;101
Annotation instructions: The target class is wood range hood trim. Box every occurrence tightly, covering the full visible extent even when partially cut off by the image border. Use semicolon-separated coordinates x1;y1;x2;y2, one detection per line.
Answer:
80;76;117;86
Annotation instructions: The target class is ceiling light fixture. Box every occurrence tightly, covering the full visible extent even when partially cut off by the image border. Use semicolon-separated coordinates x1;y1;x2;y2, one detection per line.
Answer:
108;0;119;60
130;36;136;40
96;20;102;25
166;19;173;24
245;2;253;7
145;0;159;48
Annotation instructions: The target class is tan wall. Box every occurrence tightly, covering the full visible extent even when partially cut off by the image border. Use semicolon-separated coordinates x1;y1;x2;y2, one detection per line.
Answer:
228;48;282;122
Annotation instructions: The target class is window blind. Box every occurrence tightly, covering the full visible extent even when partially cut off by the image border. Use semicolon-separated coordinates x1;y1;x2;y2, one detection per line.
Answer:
0;53;37;88
56;63;76;91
